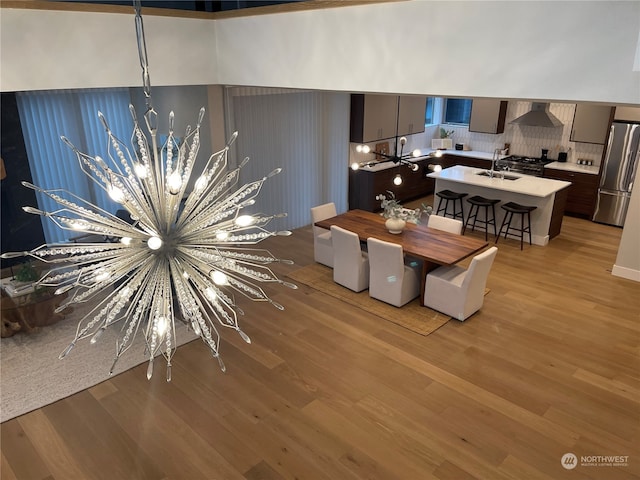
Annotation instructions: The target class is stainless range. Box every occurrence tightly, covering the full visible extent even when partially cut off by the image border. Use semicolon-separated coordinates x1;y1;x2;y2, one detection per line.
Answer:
495;155;552;177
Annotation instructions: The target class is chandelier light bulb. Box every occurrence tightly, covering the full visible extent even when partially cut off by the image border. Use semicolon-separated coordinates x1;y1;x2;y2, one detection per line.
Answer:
411;163;419;172
215;230;229;240
94;269;110;282
361;145;371;154
194;175;208;191
435;149;443;158
108;185;125;203
167;171;182;194
393;174;403;186
134;163;148;178
205;287;217;302
154;316;168;336
235;215;255;227
351;162;360;171
412;149;421;157
434;164;443;172
120;237;132;245
147;236;162;250
71;220;87;230
211;270;229;285
355;145;363;153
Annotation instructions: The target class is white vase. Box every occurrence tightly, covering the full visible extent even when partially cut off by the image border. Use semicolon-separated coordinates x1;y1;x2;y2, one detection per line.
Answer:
385;217;406;234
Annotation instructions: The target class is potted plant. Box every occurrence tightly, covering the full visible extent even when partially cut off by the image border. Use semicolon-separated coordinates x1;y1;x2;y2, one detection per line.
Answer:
376;191;431;234
431;128;455;150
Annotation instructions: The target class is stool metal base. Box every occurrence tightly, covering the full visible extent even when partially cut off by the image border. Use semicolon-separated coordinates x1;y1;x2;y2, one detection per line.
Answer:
496;202;537;250
463;195;499;241
436;190;467;223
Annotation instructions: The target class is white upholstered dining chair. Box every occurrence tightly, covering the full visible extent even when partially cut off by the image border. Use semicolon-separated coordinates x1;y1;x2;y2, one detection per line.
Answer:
310;202;337;268
423;246;498;321
367;237;421;307
427;214;464;235
331;225;369;292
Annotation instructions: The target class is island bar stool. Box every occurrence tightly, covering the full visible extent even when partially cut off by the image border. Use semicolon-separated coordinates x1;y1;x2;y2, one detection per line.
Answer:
435;189;467;223
463;195;500;240
496;201;537;250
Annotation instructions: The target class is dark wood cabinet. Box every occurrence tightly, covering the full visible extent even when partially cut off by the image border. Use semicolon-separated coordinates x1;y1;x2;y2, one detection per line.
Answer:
349;159;433;211
543;168;600;217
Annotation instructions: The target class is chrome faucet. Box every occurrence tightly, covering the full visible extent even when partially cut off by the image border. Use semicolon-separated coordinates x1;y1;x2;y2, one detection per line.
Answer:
489;148;505;179
488;148;499;178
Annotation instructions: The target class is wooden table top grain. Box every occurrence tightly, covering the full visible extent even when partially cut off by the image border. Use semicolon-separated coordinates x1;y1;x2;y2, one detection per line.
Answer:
315;209;488;267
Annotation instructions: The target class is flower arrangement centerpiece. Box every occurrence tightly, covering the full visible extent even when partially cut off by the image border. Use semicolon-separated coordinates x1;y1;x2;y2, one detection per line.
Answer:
376;191;431;234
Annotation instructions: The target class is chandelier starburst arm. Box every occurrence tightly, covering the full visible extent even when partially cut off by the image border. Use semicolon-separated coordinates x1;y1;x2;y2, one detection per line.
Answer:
20;182;148;239
53;253;152;313
36;249;148;289
143;265;177;380
99;113;165;230
212;247;295;267
181;156;244;226
58;259;155;360
179;168;280;236
177;159;257;234
177;136;241;226
182;212;287;245
2;241;128;264
175;258;243;335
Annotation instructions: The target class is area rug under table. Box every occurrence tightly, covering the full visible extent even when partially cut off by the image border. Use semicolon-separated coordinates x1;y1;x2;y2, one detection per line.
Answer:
287;263;451;336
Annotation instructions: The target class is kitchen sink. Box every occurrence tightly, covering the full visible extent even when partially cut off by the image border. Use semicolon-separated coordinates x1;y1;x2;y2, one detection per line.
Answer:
476;171;520;180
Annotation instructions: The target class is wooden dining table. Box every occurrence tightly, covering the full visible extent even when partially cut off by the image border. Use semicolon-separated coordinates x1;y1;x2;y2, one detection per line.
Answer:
315;209;489;306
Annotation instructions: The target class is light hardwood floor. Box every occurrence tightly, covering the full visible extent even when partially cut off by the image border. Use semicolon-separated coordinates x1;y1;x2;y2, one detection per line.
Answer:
2;202;639;480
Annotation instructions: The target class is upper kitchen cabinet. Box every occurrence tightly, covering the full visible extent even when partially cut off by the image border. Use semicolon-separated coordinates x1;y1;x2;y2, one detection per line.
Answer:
570;104;615;144
397;95;427;136
350;94;425;143
614;106;640;122
469;99;508;134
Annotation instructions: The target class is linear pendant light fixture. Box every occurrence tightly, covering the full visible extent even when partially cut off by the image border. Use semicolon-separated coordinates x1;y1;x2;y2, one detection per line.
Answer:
1;1;297;381
350;97;443;185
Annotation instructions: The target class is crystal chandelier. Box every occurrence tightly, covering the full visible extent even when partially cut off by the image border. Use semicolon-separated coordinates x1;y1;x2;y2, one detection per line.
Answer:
1;2;296;381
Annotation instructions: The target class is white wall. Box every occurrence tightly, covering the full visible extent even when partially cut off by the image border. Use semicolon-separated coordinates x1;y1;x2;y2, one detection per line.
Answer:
0;7;217;91
2;2;639;105
212;1;640;104
613;163;640;281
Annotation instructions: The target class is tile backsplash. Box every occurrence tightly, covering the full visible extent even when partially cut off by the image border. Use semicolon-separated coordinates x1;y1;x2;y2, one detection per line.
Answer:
407;101;604;166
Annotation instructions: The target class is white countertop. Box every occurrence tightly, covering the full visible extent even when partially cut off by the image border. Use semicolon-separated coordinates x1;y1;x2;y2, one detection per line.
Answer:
545;161;600;175
428;165;571;198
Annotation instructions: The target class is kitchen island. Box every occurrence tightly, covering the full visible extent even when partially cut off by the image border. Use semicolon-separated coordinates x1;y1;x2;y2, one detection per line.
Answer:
428;166;571;246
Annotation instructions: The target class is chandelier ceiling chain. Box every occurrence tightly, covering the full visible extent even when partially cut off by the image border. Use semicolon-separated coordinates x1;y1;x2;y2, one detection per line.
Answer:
2;1;297;381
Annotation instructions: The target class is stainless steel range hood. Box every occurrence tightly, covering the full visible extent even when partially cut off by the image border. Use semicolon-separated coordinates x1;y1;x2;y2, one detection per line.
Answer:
510;103;563;127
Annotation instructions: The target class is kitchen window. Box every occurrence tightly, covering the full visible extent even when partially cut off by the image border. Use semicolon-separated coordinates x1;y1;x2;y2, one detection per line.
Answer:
444;98;472;125
425;97;436;125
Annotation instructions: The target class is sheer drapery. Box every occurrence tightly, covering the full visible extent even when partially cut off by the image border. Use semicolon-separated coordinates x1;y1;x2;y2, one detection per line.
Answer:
16;88;134;243
225;88;349;232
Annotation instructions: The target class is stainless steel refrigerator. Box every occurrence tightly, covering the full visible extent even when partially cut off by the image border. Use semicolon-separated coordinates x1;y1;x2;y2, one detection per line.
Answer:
593;121;640;227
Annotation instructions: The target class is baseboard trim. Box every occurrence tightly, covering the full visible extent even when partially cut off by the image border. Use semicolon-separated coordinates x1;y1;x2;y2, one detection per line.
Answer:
612;264;640;282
